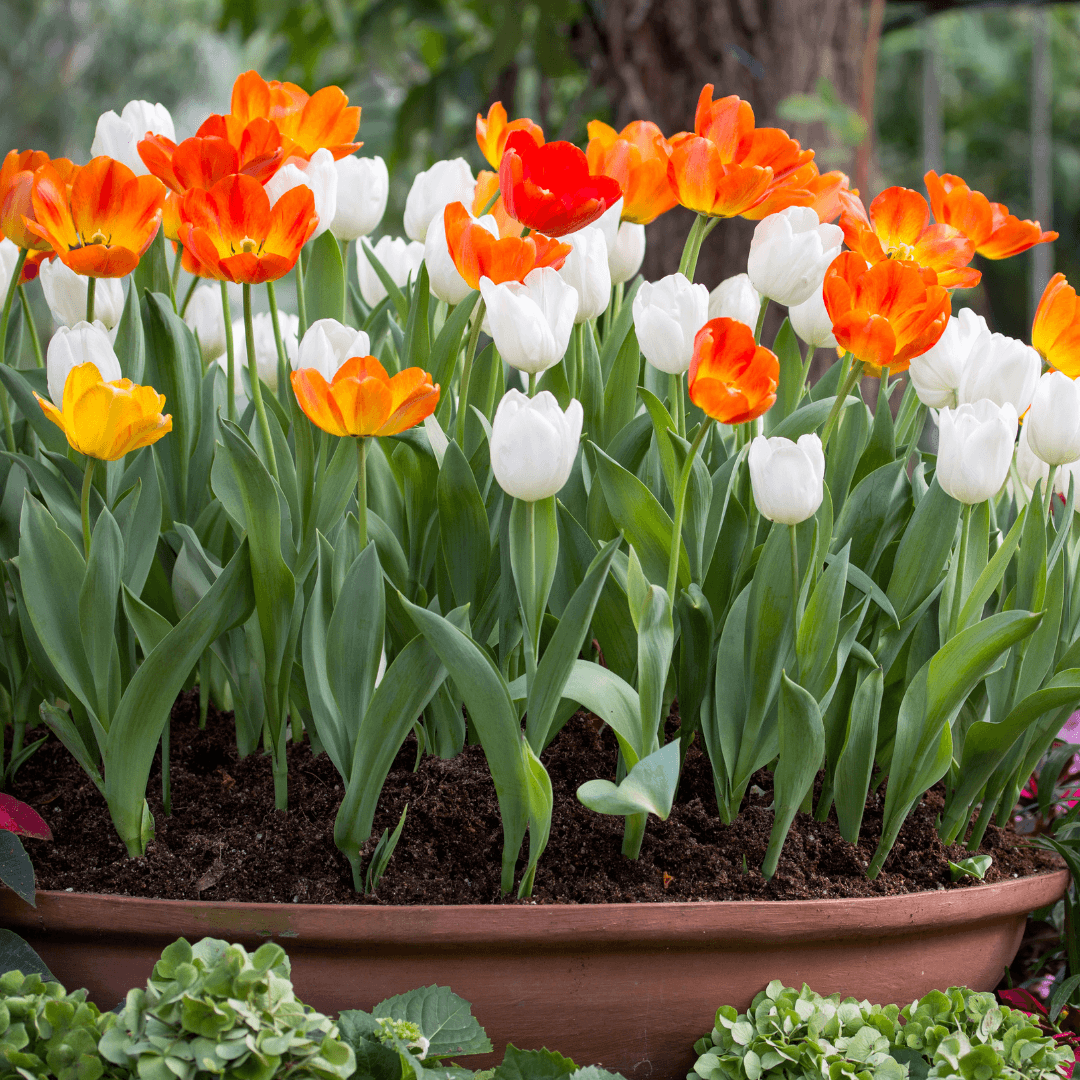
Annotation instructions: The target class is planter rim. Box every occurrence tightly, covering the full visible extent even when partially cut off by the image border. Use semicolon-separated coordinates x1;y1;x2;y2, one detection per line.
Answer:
7;869;1068;951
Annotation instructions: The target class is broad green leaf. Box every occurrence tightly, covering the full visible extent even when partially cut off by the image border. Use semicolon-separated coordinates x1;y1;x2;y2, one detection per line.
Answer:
677;584;715;733
833;667;883;843
0;928;54;980
133;227;171;299
577;739;680;819
0;831;36;905
765;318;804;430
494;1046;577;1080
637;583;674;753
79;504;124;722
438;440;490;613
519;739;554;897
0;366;67;454
510;496;558;673
561;659;642;764
305;229;346;324
372;985;492;1059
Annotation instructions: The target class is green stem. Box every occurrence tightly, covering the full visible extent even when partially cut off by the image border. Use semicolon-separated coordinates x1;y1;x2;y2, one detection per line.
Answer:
244;283;279;481
949;503;973;642
0;248;26;453
357;436;369;550
523;499;539;685
820;354;861;451
170;243;183;311
621;811;647;860
221;282;236;422
528;372;536;397
575;322;585;402
160;717;172;815
669;372;685;439
754;296;769;344
665;418;714;609
198;653;209;730
480;190;500;215
85;276;95;324
677;214;707;280
612;280;624;322
80;456;96;559
19;285;42;367
456;297;486;446
789;524;801;679
266;281;290;408
295;252;308;339
272;735;288;811
179;274;198;318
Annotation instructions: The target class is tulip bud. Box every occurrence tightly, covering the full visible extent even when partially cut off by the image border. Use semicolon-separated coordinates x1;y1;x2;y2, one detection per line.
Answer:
425;209;499;305
559;226;611;324
633;273;709;375
787;284;837;349
957;329;1041;416
937;399;1018;505
748;433;825;525
330;155;389;241
184;284;229;363
489;389;583;502
91;100;175;176
265;148;338;240
403;158;476;243
908;308;987;409
708;274;761;328
1024;370;1080;466
357;236;425;308
608;222;645;285
479;268;578;374
747;206;843;307
295;318;371;381
223;311;298;398
47;322;122;406
39;258;124;331
0;239;19;301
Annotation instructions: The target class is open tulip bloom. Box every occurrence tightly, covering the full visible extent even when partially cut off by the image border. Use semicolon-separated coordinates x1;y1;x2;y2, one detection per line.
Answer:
6;68;1080;900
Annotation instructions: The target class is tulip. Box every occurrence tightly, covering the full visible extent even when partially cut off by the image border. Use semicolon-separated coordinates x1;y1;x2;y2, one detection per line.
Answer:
559;226;611;324
608;222;646;285
357;236;425;308
425;209;499;305
689;317;779;425
936;399;1018;505
489;389;582;502
708;274;761;327
0;149;63;251
1024;371;1080;467
184;283;233;362
749;433;825;525
222;310;299;396
1015;422;1050;495
46;322;122;407
787;285;837;350
1032;273;1080;379
586;120;677;225
476;102;544;169
956;330;1041;416
633;273;709;375
264;148;338;240
747;207;843;307
330;156;388;240
471;170;521;239
91;100;175;176
907;307;987;409
39;259;123;330
403;158;476;243
296;318;371;381
479;268;578;374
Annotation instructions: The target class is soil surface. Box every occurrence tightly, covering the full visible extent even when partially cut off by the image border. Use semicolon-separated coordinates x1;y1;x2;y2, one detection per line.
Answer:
11;693;1061;904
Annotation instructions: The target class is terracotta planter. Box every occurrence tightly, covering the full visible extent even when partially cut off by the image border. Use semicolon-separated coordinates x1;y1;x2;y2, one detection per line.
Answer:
0;871;1068;1079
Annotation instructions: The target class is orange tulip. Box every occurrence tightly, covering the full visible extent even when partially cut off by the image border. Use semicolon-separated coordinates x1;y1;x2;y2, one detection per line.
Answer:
743;166;851;223
443;202;570;290
178;173;317;284
28;157;165;278
838;186;978;290
688;317;779;425
0;150;78;251
586;120;677;225
823;252;951;373
471;171;522;238
476;102;544;169
668;133;774;218
1032;273;1080;378
925;171;1058;261
291;355;439;438
229;71;361;162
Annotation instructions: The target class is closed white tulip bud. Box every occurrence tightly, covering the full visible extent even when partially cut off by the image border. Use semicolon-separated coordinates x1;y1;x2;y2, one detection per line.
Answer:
357;236;425;308
957;329;1041;415
708;273;761;327
937;399;1018;505
747;206;843;307
184;284;228;362
330;155;389;241
608;222;645;285
489;389;583;502
788;284;837;349
425;209;498;305
908;307;987;409
39;258;124;331
296;318;371;380
1056;460;1080;513
479;268;578;374
1024;370;1080;466
47;322;122;406
225;310;299;395
633;273;709;375
748;433;825;525
1015;422;1050;495
91;100;175;175
403;158;475;243
264;148;338;240
0;239;19;301
560;226;611;323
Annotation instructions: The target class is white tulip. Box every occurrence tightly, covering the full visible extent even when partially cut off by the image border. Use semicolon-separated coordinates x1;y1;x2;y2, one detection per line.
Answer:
747;206;843;307
295;318;371;380
1056;461;1080;512
184;284;229;363
1019;370;1080;467
39;259;124;331
788;284;837;350
748;433;825;525
0;239;20;301
357;236;425;308
424;209;499;305
403;158;476;243
1015;422;1050;495
908;307;987;409
330;156;389;241
608;222;646;285
937;399;1018;505
633;273;710;375
957;329;1041;415
264;148;338;240
489;389;583;502
708;273;761;328
590;197;623;253
223;310;299;397
479;268;578;374
90;100;175;175
560;227;611;324
47;322;122;406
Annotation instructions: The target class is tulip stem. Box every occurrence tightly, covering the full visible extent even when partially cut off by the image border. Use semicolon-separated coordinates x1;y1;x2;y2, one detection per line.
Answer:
754;296;769;345
243;283;279;482
357;435;369;551
949;502;973;641
528;372;536;397
266;281;290;408
295;252;308;340
179;274;198;318
677;214;719;283
666;418;714;609
480;190;500;216
80;456;96;559
169;243;183;311
221;282;236;422
19;286;43;368
456;297;486;446
669;373;685;438
86;277;95;324
0;247;27;453
820;354;861;451
789;524;801;679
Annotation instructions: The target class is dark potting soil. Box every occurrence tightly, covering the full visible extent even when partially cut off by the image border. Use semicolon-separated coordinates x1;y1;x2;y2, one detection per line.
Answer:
11;693;1061;904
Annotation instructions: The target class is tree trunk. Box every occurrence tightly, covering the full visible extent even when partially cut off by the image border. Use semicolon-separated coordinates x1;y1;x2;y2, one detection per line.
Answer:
579;0;865;289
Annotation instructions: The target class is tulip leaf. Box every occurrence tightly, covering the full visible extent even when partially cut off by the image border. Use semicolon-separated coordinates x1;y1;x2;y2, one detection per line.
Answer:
133;228;172;301
0;366;66;455
3;451;82;546
305;229;347;325
430;291;479;401
764;318;804;431
797;541;849;702
771;395;853;441
37;700;103;796
114;269;146;383
361;239;409;323
79;504;124;723
560;658;641;765
824;386;870;515
831;458;910;577
601;326;641;448
510;496;558;681
114;450;163;596
401;262;430;370
833;666;884;843
637;580;674;756
519;739;554;897
580;321;604;449
577;739;680;820
437;439;491;615
598;276;640;382
636;386;678;498
676;584;715;734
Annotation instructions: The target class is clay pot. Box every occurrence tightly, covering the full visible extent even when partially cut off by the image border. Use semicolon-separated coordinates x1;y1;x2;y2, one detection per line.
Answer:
0;871;1067;1079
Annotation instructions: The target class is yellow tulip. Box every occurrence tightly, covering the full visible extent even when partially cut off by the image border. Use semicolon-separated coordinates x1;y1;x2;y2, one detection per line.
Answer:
35;362;172;461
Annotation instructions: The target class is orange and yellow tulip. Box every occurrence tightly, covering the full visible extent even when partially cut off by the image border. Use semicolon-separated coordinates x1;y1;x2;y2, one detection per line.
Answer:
178;173;317;284
471;172;522;239
35;362;172;461
1;150;77;252
823;252;951;373
291;355;439;438
688;317;779;425
586;120;677;224
476;102;544;169
1032;273;1080;378
743;166;851;224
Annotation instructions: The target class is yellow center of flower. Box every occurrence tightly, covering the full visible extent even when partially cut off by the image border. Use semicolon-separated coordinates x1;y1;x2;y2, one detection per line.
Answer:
239;237;259;254
891;242;916;262
86;230;109;247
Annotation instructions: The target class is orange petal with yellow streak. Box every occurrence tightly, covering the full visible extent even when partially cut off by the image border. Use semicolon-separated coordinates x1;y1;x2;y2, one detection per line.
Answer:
291;368;352;437
868;186;930;251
